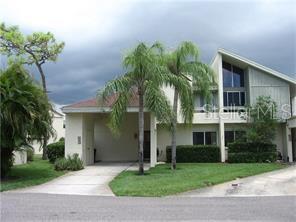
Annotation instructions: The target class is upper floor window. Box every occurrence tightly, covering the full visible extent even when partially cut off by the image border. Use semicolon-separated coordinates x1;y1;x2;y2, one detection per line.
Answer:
223;61;244;88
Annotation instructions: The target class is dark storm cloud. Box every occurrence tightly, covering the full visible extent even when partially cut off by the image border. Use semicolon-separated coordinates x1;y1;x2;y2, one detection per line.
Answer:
5;0;295;105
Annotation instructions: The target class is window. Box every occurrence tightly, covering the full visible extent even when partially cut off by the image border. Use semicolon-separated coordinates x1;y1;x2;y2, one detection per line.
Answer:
193;132;217;145
225;131;234;146
223;91;246;106
225;130;246;146
223;61;244;88
193;132;204;145
195;92;218;111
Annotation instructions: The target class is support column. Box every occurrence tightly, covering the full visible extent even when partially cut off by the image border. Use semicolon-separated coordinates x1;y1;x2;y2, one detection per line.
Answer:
150;113;157;167
286;126;293;162
219;121;226;162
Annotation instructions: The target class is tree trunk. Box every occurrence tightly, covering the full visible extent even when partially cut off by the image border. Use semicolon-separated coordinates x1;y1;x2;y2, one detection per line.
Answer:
36;63;48;160
171;89;178;170
138;87;144;175
42;138;48;160
36;63;47;93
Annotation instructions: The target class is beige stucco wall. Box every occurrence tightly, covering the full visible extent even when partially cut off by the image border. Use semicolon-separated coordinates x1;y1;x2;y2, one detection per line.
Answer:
65;113;83;158
94;113;150;161
157;124;219;161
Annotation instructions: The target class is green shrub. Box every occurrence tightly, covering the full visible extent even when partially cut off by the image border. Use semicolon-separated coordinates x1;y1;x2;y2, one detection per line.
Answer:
54;158;69;171
67;153;84;171
228;152;277;163
54;153;84;171
228;141;277;163
228;142;276;153
47;141;65;163
166;145;220;163
59;137;65;142
27;149;34;161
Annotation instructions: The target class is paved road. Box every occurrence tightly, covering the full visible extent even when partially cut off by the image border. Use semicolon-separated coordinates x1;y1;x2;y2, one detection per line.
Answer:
1;193;295;221
179;165;296;197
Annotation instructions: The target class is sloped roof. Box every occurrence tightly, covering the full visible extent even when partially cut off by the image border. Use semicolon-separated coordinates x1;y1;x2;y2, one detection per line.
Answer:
217;48;296;85
63;93;139;109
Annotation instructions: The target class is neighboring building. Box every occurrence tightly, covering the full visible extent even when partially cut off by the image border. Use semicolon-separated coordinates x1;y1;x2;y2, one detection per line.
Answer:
32;109;65;154
62;49;296;166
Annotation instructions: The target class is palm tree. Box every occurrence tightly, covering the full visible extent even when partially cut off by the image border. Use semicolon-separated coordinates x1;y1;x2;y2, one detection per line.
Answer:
165;41;215;170
0;64;55;177
99;42;190;175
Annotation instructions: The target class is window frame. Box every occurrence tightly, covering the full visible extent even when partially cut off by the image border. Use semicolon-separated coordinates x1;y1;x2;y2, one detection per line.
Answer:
193;131;217;145
222;61;245;88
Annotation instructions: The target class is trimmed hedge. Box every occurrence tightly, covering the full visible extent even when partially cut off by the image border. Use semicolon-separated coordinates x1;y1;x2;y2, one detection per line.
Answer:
228;142;276;153
228;142;277;163
166;145;220;163
47;141;65;163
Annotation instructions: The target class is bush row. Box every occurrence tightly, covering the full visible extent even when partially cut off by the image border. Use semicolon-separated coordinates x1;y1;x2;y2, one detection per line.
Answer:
228;152;277;163
228;142;277;163
166;145;220;163
228;142;276;153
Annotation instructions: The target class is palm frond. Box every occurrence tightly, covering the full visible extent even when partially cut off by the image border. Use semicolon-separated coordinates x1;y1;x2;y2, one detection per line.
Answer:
144;80;172;124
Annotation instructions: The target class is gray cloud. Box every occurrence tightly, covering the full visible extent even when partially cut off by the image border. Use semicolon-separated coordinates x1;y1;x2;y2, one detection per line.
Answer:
1;0;295;104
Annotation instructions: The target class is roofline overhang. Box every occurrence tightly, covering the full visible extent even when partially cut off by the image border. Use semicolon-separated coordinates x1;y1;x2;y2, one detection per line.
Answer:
62;106;147;113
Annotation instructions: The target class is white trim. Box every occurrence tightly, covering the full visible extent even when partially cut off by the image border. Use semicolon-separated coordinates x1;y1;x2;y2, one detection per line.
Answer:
217;48;296;84
62;106;147;113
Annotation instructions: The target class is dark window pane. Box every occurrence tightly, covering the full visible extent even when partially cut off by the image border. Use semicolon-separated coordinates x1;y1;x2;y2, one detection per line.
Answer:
225;131;234;146
223;62;232;87
223;92;228;106
240;92;245;106
233;66;244;87
193;132;204;145
233;92;240;106
205;132;217;145
228;92;234;105
200;95;205;107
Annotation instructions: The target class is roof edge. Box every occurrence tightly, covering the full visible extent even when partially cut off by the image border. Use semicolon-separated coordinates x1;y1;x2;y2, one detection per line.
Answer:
217;48;296;85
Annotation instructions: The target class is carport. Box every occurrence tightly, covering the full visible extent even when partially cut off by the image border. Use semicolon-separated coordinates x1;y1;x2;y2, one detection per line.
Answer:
62;98;158;167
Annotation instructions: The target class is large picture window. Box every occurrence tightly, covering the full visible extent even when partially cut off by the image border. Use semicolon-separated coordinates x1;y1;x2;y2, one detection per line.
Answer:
223;61;244;88
223;91;246;106
193;132;217;145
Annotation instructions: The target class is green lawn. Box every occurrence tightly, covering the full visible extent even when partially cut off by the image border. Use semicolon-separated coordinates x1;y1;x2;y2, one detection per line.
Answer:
1;155;66;192
110;163;286;197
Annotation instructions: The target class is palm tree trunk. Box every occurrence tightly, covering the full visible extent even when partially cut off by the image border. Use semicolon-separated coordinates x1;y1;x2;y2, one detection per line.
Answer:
171;89;178;170
138;87;144;175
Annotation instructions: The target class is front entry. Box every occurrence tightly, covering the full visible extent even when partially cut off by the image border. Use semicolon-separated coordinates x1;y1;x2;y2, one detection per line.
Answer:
144;131;151;160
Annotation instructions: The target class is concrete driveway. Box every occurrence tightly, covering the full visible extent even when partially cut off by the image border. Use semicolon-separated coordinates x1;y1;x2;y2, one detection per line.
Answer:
8;162;134;196
179;165;296;197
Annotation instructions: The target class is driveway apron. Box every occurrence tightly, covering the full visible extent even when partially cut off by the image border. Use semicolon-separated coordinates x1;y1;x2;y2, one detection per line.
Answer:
179;165;296;197
8;162;133;196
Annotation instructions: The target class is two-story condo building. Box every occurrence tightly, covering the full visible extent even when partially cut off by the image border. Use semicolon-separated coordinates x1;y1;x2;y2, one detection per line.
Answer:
62;49;296;166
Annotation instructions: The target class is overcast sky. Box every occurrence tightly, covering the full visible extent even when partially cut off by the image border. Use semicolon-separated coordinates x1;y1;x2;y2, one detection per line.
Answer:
0;0;295;105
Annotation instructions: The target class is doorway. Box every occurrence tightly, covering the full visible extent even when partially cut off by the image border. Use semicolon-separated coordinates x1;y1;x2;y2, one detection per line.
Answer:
144;131;150;160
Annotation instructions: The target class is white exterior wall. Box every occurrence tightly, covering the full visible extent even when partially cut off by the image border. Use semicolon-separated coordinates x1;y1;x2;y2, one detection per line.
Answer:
157;124;219;162
65;113;83;158
13;150;27;165
33;112;65;154
94;113;150;161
